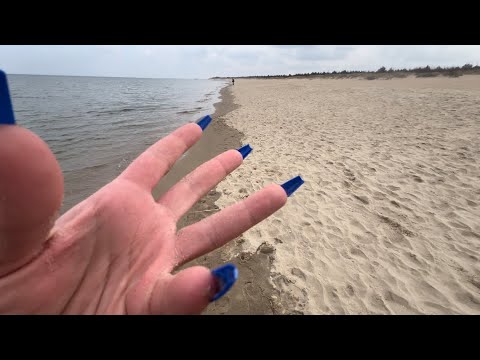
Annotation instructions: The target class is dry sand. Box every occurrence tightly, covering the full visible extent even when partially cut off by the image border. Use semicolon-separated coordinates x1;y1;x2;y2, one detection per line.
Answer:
209;76;480;314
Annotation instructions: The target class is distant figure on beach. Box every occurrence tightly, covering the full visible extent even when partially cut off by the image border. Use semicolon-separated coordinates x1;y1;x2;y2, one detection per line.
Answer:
232;78;235;85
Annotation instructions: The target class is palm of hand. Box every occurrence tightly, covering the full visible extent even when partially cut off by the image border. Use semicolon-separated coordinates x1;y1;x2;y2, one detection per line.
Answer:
0;122;287;314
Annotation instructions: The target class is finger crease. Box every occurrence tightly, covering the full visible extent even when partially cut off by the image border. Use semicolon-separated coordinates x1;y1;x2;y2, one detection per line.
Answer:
241;201;258;228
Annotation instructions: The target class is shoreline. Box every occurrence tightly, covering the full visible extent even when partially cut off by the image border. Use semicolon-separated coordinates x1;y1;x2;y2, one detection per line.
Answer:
154;84;284;314
153;84;243;198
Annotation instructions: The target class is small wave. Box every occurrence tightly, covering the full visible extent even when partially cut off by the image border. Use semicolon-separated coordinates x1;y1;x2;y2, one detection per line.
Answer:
85;105;161;117
12;95;42;99
86;108;134;116
177;107;203;115
65;162;111;174
49;114;81;120
122;122;154;130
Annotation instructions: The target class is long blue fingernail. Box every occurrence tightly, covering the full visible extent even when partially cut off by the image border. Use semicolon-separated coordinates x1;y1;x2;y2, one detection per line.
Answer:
0;70;16;125
281;176;304;197
237;144;253;159
210;263;238;302
196;115;212;131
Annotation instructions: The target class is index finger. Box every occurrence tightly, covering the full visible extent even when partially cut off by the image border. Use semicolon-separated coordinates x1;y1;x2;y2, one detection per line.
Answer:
120;116;211;190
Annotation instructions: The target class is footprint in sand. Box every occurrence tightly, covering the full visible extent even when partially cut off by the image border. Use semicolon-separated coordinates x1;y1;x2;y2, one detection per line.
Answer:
384;290;413;311
367;293;390;313
461;230;480;240
390;200;401;208
449;221;470;230
350;247;368;259
345;284;355;297
378;215;415;237
412;175;424;183
302;222;316;236
466;199;477;207
291;268;306;281
454;291;480;312
353;233;376;245
343;168;356;182
353;194;369;205
272;219;282;226
350;219;367;232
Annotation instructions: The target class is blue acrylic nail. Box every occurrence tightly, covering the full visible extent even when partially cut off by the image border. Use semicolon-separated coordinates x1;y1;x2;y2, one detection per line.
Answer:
196;115;212;131
0;70;16;125
280;176;304;197
210;263;238;302
237;144;253;159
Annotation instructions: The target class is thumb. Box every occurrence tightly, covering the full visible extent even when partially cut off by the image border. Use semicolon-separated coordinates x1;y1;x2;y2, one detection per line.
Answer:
0;125;64;274
0;72;64;275
150;264;238;315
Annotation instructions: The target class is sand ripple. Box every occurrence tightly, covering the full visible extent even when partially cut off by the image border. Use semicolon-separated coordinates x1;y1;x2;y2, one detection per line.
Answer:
215;76;480;314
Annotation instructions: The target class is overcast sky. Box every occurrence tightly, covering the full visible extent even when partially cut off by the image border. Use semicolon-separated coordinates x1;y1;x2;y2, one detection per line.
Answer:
1;45;479;79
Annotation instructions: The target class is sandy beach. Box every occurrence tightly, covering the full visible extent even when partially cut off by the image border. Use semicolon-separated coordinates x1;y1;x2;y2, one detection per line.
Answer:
158;76;480;314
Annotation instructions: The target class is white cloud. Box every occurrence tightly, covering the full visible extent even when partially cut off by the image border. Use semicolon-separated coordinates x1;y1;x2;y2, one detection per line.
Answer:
0;45;478;78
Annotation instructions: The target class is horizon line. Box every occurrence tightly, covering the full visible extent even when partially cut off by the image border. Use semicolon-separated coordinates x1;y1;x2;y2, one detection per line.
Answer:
6;73;220;81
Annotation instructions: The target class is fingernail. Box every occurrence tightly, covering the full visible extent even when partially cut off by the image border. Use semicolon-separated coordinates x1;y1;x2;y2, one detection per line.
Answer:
196;115;212;131
210;263;238;302
0;70;16;125
237;144;253;159
280;176;304;197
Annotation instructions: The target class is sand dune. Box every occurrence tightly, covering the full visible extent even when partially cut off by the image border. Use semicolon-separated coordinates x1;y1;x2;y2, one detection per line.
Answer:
214;76;480;314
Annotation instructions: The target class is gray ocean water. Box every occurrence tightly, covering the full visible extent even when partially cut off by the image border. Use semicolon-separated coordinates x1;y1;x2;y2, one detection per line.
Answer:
8;75;227;213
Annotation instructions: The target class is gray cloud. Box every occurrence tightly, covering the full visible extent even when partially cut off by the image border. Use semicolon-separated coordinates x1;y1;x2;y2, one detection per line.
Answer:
0;45;479;78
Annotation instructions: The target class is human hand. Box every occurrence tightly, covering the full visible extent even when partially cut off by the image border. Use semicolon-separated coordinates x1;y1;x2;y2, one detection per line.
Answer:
0;71;303;314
